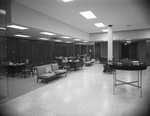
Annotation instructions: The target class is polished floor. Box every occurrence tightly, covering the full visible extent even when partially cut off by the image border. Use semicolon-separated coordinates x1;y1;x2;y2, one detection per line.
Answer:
0;63;150;116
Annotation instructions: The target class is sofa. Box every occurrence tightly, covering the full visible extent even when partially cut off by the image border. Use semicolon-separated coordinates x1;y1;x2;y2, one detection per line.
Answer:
85;59;95;66
36;63;67;83
69;60;83;71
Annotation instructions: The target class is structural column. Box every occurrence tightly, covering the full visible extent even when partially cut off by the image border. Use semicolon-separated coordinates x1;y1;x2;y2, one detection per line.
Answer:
108;25;113;61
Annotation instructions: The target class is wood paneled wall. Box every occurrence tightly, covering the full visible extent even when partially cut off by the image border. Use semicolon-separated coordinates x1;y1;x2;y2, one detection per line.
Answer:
6;38;92;66
7;38;53;66
95;41;148;63
75;45;81;56
87;45;94;59
81;45;87;55
95;43;101;60
5;38;149;66
68;44;74;57
138;40;146;63
95;41;121;61
0;36;7;73
146;41;150;65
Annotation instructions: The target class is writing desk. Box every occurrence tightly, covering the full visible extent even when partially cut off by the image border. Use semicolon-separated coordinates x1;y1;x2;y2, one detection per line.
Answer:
108;62;147;97
7;63;25;77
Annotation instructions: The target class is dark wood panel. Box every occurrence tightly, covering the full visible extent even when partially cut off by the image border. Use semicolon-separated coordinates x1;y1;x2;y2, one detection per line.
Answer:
75;45;81;56
68;44;74;57
113;42;121;62
138;40;146;63
16;39;32;63
81;45;86;55
146;41;150;65
32;40;39;66
101;42;107;57
129;43;137;60
62;44;67;57
7;38;17;63
0;36;7;73
7;38;86;66
87;45;94;59
55;43;63;57
95;43;101;59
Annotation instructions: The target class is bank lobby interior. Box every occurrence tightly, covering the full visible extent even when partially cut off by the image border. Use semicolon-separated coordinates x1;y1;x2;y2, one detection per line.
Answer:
0;0;150;116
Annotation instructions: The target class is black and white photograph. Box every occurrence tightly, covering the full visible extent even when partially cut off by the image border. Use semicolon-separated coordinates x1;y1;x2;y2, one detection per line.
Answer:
0;0;150;115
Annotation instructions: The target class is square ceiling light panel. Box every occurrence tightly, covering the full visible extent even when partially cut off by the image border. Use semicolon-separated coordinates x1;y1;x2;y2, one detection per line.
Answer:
14;34;30;38
62;0;74;2
79;11;97;19
94;23;105;27
7;25;28;30
40;32;56;35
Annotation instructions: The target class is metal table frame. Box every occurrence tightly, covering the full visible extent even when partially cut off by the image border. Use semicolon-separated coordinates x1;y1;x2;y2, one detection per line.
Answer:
113;69;142;97
109;63;147;97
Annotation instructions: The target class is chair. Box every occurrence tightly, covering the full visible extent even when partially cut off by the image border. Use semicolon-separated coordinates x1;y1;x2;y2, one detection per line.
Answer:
51;63;67;76
21;64;33;78
62;61;71;72
36;65;55;83
103;60;113;73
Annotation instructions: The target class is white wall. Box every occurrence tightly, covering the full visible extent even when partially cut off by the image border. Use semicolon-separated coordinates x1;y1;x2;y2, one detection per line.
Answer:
11;1;90;40
90;29;150;42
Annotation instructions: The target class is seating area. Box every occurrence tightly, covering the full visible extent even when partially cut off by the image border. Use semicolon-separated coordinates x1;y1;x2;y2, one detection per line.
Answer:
36;63;67;83
54;56;84;71
21;64;34;78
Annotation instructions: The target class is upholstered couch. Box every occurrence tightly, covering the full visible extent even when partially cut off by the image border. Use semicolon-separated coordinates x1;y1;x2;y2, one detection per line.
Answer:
85;59;95;66
36;63;67;83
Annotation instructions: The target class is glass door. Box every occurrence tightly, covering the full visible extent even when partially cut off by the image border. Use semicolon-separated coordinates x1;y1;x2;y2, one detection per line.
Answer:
0;0;9;104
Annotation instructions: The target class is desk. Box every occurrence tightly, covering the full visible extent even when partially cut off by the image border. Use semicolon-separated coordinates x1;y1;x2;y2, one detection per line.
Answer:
69;61;83;71
108;62;147;97
7;64;25;77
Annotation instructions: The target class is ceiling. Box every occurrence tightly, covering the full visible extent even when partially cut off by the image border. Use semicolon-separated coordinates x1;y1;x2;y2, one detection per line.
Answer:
5;0;150;43
13;0;150;33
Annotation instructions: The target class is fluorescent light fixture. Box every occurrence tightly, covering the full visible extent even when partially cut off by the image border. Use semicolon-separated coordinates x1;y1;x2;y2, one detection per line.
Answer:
54;40;62;42
94;23;105;27
102;29;108;32
126;40;131;44
40;32;55;35
62;0;74;2
61;36;71;39
14;34;30;38
79;11;97;19
0;27;6;31
7;25;28;30
83;41;88;42
74;39;80;41
126;39;131;41
38;38;49;40
66;41;72;43
0;9;6;15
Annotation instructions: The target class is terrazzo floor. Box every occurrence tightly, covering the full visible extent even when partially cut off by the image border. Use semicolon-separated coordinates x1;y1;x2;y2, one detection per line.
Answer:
0;63;150;116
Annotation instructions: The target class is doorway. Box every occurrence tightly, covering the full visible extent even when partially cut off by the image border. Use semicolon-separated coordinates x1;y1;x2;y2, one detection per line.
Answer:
121;43;137;60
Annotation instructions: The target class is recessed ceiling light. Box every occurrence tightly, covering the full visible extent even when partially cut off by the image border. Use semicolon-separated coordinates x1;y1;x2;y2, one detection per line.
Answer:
62;0;74;2
38;38;49;40
66;41;72;43
40;32;55;35
0;9;6;15
7;25;28;30
0;27;6;31
126;40;131;44
83;41;88;42
102;29;108;32
74;39;80;41
54;40;62;42
14;34;30;38
61;36;71;39
79;11;97;19
94;23;105;27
